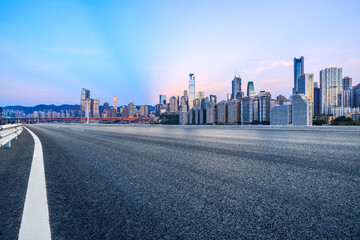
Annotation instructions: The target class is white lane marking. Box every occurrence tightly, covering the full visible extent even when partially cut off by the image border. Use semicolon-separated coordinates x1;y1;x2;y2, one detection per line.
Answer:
18;127;51;240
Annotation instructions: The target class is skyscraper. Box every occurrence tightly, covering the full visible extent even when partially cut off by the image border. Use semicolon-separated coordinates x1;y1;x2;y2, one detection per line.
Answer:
320;67;342;114
210;95;217;104
292;94;313;126
80;88;90;117
113;96;118;114
259;92;271;122
314;83;321;115
128;102;136;117
298;73;314;102
197;91;205;102
160;95;166;105
342;76;352;90
241;97;253;124
247;81;255;98
189;73;195;109
169;97;178;113
227;93;232;101
216;101;228;124
92;99;100;118
232;76;242;100
293;56;304;94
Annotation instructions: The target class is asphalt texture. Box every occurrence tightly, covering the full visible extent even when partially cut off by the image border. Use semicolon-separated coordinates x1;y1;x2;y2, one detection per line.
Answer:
5;124;360;239
0;129;34;240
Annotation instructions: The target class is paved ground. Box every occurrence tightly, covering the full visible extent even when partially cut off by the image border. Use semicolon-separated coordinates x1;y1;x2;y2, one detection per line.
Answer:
1;123;360;239
0;129;34;240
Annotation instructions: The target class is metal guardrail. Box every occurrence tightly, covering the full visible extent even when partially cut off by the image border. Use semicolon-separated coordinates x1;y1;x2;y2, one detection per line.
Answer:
0;123;23;148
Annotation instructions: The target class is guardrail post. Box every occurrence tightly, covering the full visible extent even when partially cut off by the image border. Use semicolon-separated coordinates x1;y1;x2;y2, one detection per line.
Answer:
5;140;11;148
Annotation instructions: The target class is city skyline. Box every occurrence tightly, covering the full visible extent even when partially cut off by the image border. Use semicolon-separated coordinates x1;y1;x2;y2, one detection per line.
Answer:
0;0;360;106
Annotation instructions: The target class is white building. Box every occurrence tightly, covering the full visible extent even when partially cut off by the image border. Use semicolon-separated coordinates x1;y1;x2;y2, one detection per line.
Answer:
320;67;342;114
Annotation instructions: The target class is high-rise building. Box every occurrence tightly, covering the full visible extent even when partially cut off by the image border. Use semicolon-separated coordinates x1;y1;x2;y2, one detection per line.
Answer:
232;76;242;99
160;95;166;105
252;98;259;121
113;96;118;115
241;97;253;124
85;98;93;118
227;99;241;124
314;83;321;115
276;94;288;105
292;94;313;126
122;107;129;117
247;81;255;98
216;101;228;124
210;95;217;104
342;90;351;107
179;111;188;125
259;92;271;122
139;105;149;117
206;102;217;124
293;56;304;94
169;96;178;113
320;67;342;114
189;73;195;109
128;102;135;117
298;73;314;102
183;90;188;105
80;88;90;117
342;76;352;90
93;99;100;118
197;91;205;102
270;104;292;125
351;84;360;108
227;93;232;101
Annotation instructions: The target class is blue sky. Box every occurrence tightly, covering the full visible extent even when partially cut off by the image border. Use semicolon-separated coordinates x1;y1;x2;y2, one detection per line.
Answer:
0;0;359;106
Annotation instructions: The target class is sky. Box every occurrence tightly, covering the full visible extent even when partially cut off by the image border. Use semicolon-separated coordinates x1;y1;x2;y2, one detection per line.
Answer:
0;0;359;106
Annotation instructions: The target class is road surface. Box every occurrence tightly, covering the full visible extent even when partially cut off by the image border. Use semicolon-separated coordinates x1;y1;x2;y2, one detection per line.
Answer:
1;124;359;239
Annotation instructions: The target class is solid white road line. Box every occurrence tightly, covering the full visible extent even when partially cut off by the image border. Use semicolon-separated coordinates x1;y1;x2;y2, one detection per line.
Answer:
18;127;51;240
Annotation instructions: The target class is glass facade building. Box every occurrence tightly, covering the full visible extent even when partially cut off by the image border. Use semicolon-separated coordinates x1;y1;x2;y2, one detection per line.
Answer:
189;73;195;109
293;56;304;94
247;81;255;98
292;94;313;126
232;76;242;100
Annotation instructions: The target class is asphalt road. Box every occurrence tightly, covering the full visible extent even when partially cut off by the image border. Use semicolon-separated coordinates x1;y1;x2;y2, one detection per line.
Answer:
2;124;360;239
0;129;34;240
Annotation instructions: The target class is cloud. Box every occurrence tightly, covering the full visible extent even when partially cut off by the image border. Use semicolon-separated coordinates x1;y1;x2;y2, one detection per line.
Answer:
244;59;292;75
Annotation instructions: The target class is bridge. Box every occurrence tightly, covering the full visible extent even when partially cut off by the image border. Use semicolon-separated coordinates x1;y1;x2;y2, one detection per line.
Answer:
1;123;359;239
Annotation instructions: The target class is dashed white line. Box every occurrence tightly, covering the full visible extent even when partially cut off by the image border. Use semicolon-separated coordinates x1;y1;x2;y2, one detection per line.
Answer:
18;127;51;240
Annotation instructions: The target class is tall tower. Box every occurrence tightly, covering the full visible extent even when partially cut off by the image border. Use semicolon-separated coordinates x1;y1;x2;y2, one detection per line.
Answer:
247;81;255;98
80;88;90;117
189;73;195;109
113;96;118;113
232;76;242;100
293;56;304;94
